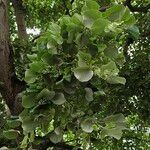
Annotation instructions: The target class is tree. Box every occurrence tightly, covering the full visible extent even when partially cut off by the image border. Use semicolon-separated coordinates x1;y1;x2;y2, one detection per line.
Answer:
0;0;149;149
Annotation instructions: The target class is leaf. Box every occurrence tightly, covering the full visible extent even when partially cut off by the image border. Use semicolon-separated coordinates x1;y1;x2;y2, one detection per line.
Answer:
50;132;63;144
96;61;119;79
91;18;110;35
37;89;55;100
19;110;38;133
29;61;45;73
0;147;9;150
51;93;66;105
25;69;37;84
101;127;123;140
85;88;93;102
103;113;126;124
74;67;93;82
81;119;93;133
101;114;127;139
22;94;36;108
20;135;28;149
82;10;102;28
3;130;19;140
128;25;140;40
104;45;118;59
104;5;125;21
49;23;61;35
107;76;126;85
85;0;99;10
7;119;21;128
27;54;37;61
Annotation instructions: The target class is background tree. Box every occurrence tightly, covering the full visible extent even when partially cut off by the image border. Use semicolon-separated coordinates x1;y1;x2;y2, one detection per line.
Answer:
0;0;149;149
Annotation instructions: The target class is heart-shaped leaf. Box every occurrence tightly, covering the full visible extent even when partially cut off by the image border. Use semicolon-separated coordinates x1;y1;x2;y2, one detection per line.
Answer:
51;93;66;105
74;67;93;82
81;119;93;133
22;94;36;108
25;69;37;84
7;119;21;128
101;127;123;140
50;132;63;144
3;130;19;140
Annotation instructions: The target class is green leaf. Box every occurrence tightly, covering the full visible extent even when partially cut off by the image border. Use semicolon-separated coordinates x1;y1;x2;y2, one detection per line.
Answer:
29;61;45;73
7;119;21;128
85;0;99;10
101;114;127;139
22;120;37;133
85;88;93;102
27;54;37;61
25;69;37;84
37;89;55;100
107;76;126;85
51;93;66;105
49;23;61;35
128;25;140;40
22;94;36;108
20;135;28;149
101;127;123;140
47;42;57;54
96;61;119;79
104;45;118;59
3;130;19;140
81;119;93;133
19;110;38;133
74;67;93;82
50;132;63;144
104;5;125;21
103;114;126;124
82;10;102;28
91;18;110;35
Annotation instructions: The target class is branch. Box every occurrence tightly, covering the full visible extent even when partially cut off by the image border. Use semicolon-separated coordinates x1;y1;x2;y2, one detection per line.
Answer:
124;0;150;13
11;0;28;39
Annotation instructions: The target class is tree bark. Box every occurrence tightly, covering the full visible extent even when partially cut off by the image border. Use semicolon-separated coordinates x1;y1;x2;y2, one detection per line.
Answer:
11;0;28;39
0;0;24;115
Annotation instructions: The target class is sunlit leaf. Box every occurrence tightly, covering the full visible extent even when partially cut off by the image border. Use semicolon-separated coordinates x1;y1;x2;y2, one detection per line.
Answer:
25;69;37;84
81;118;93;133
74;67;93;82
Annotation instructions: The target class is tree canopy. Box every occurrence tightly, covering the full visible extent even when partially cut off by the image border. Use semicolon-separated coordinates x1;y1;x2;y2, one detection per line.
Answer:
0;0;149;149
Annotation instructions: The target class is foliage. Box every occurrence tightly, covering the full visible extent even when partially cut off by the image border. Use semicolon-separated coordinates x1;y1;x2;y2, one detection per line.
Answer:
0;0;149;149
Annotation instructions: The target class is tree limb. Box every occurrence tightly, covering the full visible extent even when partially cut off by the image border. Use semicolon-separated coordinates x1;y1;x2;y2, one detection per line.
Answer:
11;0;28;39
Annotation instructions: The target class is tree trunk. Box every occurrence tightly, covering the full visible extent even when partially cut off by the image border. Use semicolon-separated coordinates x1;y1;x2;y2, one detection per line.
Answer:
0;0;24;115
12;0;28;39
